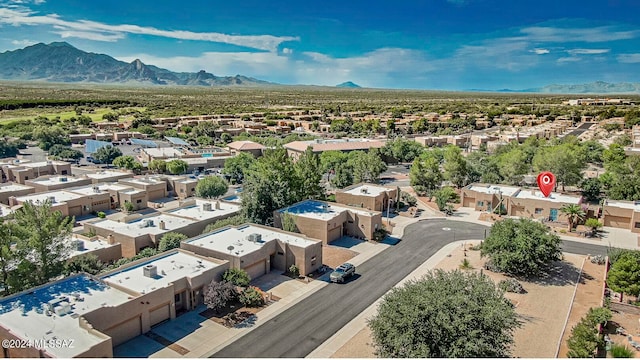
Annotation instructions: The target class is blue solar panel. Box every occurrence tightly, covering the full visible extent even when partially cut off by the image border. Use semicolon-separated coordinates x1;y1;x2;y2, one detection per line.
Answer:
130;138;158;148
85;139;112;154
165;136;190;146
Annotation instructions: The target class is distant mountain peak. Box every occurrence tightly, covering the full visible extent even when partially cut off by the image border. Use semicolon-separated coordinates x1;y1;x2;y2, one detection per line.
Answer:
336;81;361;88
48;41;75;48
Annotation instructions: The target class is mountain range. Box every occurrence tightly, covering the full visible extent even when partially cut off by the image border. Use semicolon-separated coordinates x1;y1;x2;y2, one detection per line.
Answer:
0;42;638;93
0;42;271;86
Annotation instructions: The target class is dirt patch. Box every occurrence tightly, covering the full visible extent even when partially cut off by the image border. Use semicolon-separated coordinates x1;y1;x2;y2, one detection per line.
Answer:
333;242;583;358
198;295;279;328
556;259;606;358
323;245;358;269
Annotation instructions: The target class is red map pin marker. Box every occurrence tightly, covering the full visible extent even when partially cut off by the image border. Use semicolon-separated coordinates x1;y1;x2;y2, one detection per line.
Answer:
537;172;556;198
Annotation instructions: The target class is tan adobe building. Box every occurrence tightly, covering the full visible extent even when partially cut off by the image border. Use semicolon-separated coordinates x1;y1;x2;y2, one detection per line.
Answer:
0;250;228;357
0;183;34;205
68;234;123;264
602;200;640;233
182;223;322;279
10;190;111;218
89;183;148;211
283;138;387;160
274;200;383;244
413;136;449;147
84;199;240;257
162;175;198;199
335;183;398;212
119;177;167;201
25;175;92;193
461;184;521;213
226;140;266;157
1;160;71;184
84;170;133;184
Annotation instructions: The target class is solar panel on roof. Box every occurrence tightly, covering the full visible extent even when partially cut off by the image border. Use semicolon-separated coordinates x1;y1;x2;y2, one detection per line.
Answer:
130;138;158;148
85;139;112;154
165;136;190;146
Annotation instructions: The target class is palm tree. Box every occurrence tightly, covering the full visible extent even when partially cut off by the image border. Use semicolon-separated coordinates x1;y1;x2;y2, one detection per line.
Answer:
560;204;586;232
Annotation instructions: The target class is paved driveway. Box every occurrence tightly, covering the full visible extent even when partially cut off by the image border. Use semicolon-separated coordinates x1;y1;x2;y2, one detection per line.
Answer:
211;219;609;358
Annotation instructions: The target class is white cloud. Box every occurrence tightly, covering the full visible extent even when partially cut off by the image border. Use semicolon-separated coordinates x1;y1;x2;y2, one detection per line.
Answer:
566;48;610;55
557;57;581;63
520;26;639;43
617;53;640;63
0;7;298;51
531;48;550;55
10;38;35;46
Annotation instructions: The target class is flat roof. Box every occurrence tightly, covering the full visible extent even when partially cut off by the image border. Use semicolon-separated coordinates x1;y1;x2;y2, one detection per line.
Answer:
467;184;521;197
605;200;640;211
281;200;377;221
90;214;196;237
17;191;84;205
27;176;88;186
166;199;240;221
84;170;132;180
0;204;16;218
101;251;222;294
121;177;165;186
513;189;582;204
187;224;317;254
0;274;131;357
0;183;33;193
94;183;135;192
22;161;68;168
67;184;111;196
68;236;119;258
343;184;391;197
143;148;183;158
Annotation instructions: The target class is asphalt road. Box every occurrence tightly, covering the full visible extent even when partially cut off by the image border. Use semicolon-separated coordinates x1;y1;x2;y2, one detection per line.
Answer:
211;219;608;358
565;122;594;137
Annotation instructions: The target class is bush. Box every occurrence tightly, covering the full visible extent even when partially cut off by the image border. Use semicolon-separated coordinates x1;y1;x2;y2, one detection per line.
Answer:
97;211;106;218
498;279;526;294
373;227;388;242
240;286;265;307
610;344;634;358
400;191;417;207
459;258;473;270
590;255;606;265
289;264;300;278
222;268;251;287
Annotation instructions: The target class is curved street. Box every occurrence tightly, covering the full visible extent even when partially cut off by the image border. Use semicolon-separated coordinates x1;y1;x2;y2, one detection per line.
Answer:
211;219;608;358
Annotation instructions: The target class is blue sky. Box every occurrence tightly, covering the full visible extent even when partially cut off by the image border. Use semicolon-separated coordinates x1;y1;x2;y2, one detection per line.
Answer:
1;0;639;90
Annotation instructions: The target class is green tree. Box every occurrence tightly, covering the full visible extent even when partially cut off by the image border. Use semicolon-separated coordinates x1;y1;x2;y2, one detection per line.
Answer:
195;176;229;199
533;144;586;191
368;270;520;358
222;152;256;184
581;178;602;202
240;287;265;307
433;186;459;212
347;150;387;183
113;155;142;171
64;254;104;276
497;148;529;185
48;144;83;161
560;204;586;232
148;159;167;174
93;145;123;165
204;280;238;314
158;232;188;252
10;201;74;290
410;153;442;197
202;215;246;234
381;138;424;163
481;218;562;277
567;307;612;358
607;251;640;296
281;212;298;233
443;146;469;188
166;159;188;175
330;163;354;188
222;268;251;287
33;126;70;151
0;222;16;295
294;147;323;200
584;218;603;236
242;148;301;224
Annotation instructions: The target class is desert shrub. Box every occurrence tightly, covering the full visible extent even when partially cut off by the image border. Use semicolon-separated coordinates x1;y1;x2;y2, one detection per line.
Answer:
498;279;526;294
610;344;634;358
240;286;265;307
289;264;300;278
590;255;606;265
97;211;106;218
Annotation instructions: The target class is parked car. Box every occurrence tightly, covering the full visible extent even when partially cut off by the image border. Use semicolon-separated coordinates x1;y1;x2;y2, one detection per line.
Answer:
330;263;356;283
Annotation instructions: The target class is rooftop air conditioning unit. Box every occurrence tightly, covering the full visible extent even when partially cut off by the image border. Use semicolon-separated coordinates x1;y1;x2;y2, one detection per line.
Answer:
60;177;67;182
247;233;262;243
143;264;158;278
93;186;100;193
361;188;368;194
75;240;85;251
202;203;212;211
48;196;56;204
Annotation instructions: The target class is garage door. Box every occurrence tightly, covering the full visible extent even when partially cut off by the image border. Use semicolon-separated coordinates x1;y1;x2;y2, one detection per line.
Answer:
604;216;631;228
462;197;475;208
244;260;266;280
327;226;342;243
149;304;170;327
68;206;82;217
103;316;141;346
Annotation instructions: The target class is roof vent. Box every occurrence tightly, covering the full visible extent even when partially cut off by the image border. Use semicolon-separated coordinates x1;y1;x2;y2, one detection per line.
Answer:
48;196;56;204
143;264;158;278
202;203;212;211
75;239;85;251
361;188;368;194
247;233;262;243
158;220;166;230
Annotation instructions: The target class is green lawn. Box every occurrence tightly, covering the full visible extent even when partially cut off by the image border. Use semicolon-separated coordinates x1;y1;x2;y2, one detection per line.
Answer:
0;106;146;124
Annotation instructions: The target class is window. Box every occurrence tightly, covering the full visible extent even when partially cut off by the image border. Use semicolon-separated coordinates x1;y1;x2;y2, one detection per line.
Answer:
535;208;543;215
191;188;195;192
635;222;640;229
174;293;181;303
311;256;317;261
277;251;284;256
477;201;484;207
61;170;68;175
136;199;142;204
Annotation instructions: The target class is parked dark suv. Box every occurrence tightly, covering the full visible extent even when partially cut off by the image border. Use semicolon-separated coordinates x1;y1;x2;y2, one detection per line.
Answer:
330;263;356;283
